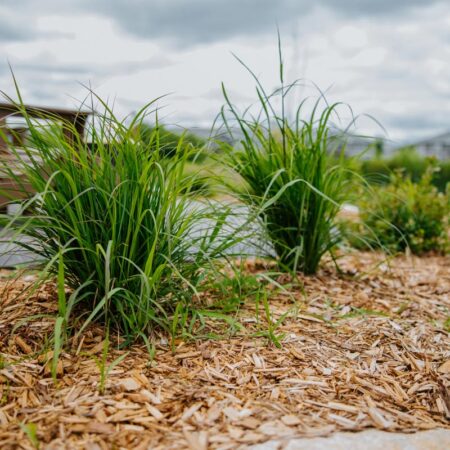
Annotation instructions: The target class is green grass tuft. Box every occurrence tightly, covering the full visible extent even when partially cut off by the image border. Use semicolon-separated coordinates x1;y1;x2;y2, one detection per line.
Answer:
0;89;240;344
219;38;357;274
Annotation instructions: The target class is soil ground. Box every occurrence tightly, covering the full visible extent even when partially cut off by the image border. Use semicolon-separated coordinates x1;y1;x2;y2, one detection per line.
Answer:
0;251;449;449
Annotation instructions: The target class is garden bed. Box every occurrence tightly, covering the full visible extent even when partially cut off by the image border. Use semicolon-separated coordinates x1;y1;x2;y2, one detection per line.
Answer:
0;251;449;449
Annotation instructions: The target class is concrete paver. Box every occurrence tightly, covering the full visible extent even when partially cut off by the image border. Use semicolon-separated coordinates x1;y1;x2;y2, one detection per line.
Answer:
251;429;450;450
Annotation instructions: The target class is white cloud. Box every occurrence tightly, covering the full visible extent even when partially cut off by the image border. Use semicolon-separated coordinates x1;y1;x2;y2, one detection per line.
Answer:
0;0;449;142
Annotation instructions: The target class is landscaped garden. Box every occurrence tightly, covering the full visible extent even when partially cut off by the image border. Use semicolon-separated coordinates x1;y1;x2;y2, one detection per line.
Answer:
0;52;449;449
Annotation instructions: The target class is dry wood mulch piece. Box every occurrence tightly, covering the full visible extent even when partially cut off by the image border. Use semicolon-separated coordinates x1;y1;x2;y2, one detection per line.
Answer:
0;252;449;449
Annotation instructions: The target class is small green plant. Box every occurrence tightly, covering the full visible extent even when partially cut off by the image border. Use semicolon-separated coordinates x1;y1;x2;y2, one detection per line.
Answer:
339;306;388;319
208;265;262;311
219;36;357;274
19;422;40;449
169;301;190;352
141;334;157;365
92;331;129;394
358;169;449;254
254;288;286;348
0;86;241;344
444;317;450;333
51;253;69;381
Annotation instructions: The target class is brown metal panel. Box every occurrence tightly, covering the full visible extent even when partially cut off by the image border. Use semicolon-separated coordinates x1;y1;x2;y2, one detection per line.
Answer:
0;102;91;207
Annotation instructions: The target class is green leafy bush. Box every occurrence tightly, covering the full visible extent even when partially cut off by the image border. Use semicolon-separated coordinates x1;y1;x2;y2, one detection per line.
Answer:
0;95;237;343
359;169;449;254
361;147;450;192
134;123;208;162
220;45;357;274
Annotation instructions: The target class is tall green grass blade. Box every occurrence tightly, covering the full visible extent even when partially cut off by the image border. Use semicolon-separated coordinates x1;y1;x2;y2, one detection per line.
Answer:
51;316;64;381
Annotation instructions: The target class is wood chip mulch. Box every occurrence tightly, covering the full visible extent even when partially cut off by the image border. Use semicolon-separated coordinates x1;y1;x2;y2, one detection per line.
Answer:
0;251;449;449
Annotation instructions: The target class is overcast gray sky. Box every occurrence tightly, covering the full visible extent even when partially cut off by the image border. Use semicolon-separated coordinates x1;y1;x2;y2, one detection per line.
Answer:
1;0;450;144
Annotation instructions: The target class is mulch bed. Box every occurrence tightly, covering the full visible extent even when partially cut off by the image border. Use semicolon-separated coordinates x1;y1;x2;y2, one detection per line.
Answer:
0;251;449;449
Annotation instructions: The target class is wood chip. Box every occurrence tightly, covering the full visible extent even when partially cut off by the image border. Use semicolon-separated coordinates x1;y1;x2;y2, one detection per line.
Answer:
438;360;450;374
116;377;141;392
0;252;448;448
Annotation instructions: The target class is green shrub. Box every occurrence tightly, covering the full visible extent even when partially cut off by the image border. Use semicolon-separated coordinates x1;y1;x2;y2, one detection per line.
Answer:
0;95;237;343
134;123;208;162
220;46;357;274
435;159;450;192
361;147;450;192
359;169;449;254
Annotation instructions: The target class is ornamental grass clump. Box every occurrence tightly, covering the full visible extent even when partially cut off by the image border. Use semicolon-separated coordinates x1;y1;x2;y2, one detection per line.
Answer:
219;46;356;274
0;92;237;343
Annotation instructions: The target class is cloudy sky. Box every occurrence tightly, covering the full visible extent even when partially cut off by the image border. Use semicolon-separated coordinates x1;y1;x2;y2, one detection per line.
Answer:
1;0;450;144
